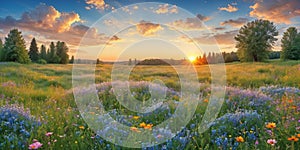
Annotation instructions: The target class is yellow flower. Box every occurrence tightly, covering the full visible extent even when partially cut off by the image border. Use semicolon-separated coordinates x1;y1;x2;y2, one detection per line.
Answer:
235;136;244;143
79;126;85;130
229;135;232;138
75;141;78;144
130;127;141;132
144;124;153;130
288;136;299;142
266;122;276;129
133;116;140;120
139;122;146;128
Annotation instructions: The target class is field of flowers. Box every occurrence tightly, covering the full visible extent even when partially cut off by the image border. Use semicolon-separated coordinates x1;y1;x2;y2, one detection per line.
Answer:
0;61;299;149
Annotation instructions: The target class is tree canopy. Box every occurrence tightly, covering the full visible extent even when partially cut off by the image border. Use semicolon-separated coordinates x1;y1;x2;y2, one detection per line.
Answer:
28;38;39;62
3;29;31;64
281;27;300;60
235;19;278;62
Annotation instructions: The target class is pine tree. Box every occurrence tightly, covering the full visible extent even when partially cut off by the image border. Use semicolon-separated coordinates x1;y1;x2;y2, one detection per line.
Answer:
48;42;59;63
70;55;74;64
3;29;31;63
235;19;278;62
0;39;3;61
56;41;69;64
40;45;47;61
28;38;39;62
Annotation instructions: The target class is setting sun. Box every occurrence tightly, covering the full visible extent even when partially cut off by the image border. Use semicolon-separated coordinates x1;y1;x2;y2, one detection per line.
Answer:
188;56;197;62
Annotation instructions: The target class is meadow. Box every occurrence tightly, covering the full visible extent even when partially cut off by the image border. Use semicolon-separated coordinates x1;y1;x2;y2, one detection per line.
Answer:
0;60;299;149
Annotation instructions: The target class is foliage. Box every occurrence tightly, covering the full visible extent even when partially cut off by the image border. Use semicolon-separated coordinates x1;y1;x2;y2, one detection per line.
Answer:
39;45;47;61
47;42;60;63
28;38;39;62
0;39;4;61
281;27;300;60
3;29;31;64
235;19;278;62
269;51;280;59
56;41;69;64
37;59;47;64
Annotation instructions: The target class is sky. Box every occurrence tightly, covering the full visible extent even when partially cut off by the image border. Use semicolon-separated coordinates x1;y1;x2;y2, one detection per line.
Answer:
0;0;300;61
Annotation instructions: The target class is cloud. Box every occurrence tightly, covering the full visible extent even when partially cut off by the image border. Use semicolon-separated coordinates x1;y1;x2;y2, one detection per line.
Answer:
249;0;300;24
218;4;238;12
136;20;163;36
183;30;238;45
1;3;81;33
155;4;178;14
212;27;226;31
170;14;210;30
0;4;120;46
220;17;249;27
85;0;106;10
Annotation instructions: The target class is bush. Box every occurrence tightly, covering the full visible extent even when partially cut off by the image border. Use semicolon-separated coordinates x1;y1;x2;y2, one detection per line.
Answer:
37;59;47;64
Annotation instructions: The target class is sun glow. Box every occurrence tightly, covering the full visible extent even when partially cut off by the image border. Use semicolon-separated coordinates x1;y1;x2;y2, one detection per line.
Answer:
188;56;196;62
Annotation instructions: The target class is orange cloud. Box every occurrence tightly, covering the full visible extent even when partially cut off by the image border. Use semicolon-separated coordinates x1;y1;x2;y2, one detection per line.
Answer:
220;18;249;27
155;4;178;14
170;14;210;30
218;4;238;12
136;20;163;36
0;4;120;47
85;0;106;10
249;0;300;24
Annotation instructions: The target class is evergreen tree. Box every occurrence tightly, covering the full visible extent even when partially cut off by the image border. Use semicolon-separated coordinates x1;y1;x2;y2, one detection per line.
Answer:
70;55;74;64
0;39;3;61
48;42;59;63
40;45;47;61
56;41;69;64
28;38;39;62
281;27;300;60
235;19;278;62
3;29;31;63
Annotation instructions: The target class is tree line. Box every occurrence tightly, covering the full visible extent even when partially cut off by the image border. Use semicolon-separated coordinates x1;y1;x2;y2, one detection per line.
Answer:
0;29;70;64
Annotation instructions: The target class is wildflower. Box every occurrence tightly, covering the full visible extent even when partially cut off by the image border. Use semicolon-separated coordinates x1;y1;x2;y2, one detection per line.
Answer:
266;122;276;129
75;141;78;144
28;142;43;149
204;99;209;103
79;126;85;130
297;134;300;138
144;124;153;130
267;139;277;146
139;122;146;128
255;140;259;145
132;116;140;120
45;132;53;136
235;136;244;143
288;99;293;103
288;136;299;142
130;127;141;132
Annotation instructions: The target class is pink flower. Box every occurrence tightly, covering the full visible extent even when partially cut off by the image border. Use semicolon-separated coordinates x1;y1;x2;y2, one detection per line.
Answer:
255;140;259;145
29;142;43;149
45;132;53;136
267;139;277;146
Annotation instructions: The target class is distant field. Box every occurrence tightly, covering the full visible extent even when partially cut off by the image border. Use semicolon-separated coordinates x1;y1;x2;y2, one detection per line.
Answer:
0;61;299;149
